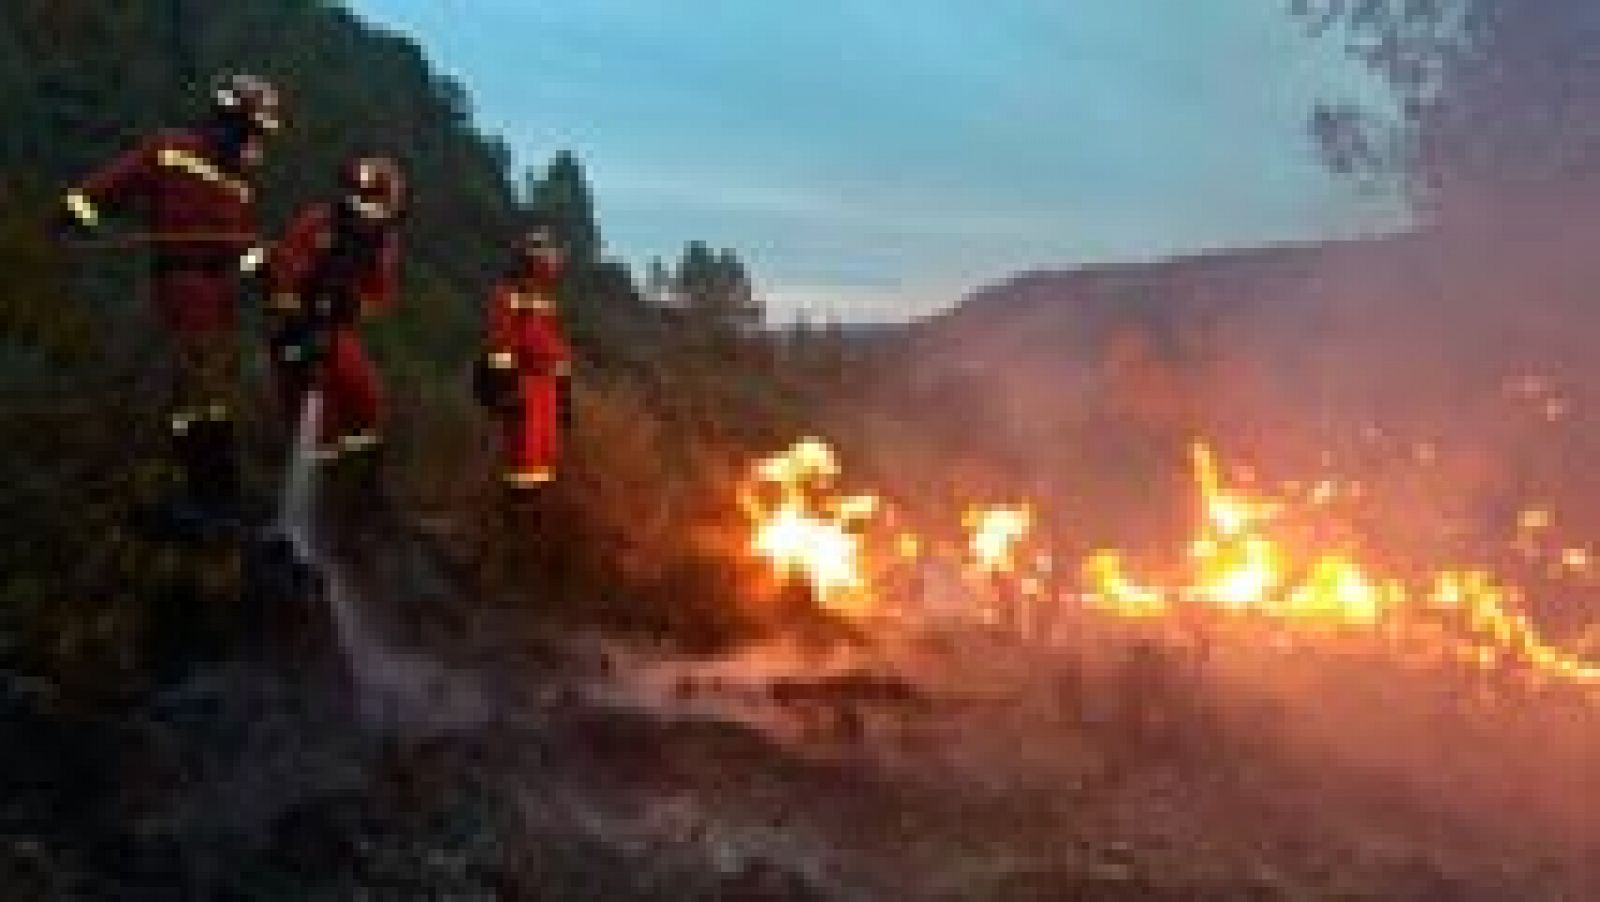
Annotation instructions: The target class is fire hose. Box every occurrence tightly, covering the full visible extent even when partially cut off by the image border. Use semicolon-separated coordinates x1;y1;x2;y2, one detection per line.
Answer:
61;231;273;275
60;231;265;249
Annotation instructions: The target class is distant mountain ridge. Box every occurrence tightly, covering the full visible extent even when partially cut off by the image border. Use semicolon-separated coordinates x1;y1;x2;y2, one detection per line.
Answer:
859;224;1600;554
906;234;1421;369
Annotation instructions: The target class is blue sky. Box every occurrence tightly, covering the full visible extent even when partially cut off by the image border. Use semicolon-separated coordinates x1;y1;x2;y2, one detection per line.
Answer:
351;0;1403;322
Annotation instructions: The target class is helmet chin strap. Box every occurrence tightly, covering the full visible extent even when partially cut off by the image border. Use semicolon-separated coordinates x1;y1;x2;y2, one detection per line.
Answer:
521;254;564;285
205;118;252;169
345;196;390;222
333;201;391;259
338;197;394;235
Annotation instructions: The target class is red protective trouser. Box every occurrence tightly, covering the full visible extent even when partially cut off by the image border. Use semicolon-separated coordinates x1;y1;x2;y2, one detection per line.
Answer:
152;266;238;335
501;370;561;486
320;327;381;452
276;326;381;456
154;266;243;426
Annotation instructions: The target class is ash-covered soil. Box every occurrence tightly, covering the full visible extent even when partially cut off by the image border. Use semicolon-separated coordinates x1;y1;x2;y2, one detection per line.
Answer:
3;603;1596;900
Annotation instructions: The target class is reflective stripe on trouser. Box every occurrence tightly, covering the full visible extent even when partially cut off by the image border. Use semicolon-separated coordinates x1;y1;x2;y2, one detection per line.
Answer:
168;330;241;436
501;371;562;487
504;467;553;488
316;429;382;462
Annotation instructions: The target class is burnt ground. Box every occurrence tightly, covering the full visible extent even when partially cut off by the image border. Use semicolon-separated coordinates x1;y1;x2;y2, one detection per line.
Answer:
2;538;1597;900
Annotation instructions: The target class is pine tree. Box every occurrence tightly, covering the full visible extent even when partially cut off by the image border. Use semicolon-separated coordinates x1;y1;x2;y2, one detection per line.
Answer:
714;248;761;334
645;256;677;310
524;150;602;269
674;241;763;343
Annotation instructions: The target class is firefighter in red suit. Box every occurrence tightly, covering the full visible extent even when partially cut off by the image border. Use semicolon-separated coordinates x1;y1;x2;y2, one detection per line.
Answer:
476;227;574;494
265;157;404;468
60;73;281;525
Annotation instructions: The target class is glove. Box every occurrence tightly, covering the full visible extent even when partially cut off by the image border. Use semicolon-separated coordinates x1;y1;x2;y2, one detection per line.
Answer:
272;317;328;369
238;244;268;275
473;352;521;414
311;293;360;328
54;193;99;243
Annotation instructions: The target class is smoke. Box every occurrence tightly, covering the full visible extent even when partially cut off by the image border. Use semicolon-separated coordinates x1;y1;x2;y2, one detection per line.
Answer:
844;223;1600;865
826;19;1600;877
278;391;489;736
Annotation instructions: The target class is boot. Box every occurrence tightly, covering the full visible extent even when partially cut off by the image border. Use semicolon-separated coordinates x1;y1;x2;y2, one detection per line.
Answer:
500;484;548;536
186;417;247;539
138;417;218;544
323;438;391;558
346;439;393;522
500;485;566;591
484;488;533;592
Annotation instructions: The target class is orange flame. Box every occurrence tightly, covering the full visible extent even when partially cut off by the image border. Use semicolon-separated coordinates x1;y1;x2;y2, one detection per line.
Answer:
1085;442;1598;685
741;437;1600;690
744;439;878;615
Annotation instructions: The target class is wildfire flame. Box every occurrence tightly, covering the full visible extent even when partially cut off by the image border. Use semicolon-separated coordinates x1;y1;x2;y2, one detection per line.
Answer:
966;505;1032;574
740;438;1600;690
744;438;879;615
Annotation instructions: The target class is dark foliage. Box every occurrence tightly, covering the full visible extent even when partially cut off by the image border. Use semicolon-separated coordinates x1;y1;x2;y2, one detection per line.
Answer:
1292;0;1600;216
0;1;856;692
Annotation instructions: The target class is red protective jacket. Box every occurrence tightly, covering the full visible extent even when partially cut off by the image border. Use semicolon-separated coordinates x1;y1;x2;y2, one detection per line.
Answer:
485;273;572;486
268;203;400;316
66;129;258;333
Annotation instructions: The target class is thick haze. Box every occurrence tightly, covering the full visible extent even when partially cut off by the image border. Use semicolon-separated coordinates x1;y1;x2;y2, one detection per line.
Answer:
353;0;1405;322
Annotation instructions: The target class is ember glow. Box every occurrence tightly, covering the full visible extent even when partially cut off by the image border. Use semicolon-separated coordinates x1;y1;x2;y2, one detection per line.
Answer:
741;438;1600;691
